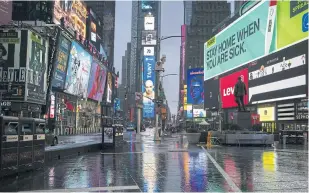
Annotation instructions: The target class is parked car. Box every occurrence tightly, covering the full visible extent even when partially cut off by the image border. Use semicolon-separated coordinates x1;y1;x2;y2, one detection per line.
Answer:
45;128;58;146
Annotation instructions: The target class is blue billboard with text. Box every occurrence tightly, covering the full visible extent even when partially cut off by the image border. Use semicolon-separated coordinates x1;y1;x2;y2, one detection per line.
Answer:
142;56;155;118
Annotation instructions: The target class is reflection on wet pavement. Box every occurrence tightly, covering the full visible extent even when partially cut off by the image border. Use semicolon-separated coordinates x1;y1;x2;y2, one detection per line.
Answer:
0;131;308;192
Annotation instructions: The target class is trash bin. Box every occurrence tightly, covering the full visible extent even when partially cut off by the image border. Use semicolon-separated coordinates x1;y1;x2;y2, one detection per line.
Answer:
18;118;34;173
33;119;46;170
0;116;19;177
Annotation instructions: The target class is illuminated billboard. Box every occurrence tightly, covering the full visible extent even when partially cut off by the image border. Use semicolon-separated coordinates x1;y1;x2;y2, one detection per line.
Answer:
87;60;107;102
142;56;155;118
142;30;157;45
53;0;88;41
64;41;92;97
144;16;155;30
204;1;308;81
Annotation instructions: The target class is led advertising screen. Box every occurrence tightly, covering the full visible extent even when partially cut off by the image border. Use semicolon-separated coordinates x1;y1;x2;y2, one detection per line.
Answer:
141;1;155;10
27;31;49;105
51;34;71;89
87;8;103;55
142;56;155;118
144;47;154;56
114;98;120;112
187;68;204;105
53;0;87;40
186;104;193;118
0;1;12;25
142;30;157;45
64;41;92;98
106;72;112;103
144;16;155;30
87;60;107;102
220;68;249;109
0;29;25;102
248;39;307;104
258;106;275;122
204;1;308;81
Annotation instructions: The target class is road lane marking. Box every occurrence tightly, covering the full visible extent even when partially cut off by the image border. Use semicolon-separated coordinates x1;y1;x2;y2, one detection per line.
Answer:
201;146;242;192
101;152;143;155
21;185;141;192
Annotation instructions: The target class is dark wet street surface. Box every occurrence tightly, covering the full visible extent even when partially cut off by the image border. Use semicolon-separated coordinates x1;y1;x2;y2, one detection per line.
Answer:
1;128;308;192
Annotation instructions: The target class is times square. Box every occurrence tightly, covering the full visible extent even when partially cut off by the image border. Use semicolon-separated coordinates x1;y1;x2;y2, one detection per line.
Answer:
0;0;308;192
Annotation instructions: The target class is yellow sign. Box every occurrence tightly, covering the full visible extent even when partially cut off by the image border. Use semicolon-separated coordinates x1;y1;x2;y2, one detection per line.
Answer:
183;85;187;105
184;104;187;111
206;36;216;48
258;107;275;121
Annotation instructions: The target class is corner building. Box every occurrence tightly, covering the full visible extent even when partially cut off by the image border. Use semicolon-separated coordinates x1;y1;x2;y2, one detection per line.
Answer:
203;1;308;133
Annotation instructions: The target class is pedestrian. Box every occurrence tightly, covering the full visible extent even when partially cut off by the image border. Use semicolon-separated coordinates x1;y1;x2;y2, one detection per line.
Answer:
234;76;247;112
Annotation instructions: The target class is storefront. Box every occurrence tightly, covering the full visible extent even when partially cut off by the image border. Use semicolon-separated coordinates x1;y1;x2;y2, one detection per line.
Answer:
76;99;98;129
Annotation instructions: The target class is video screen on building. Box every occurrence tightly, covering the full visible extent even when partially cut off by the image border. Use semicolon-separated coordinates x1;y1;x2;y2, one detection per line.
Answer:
142;56;155;118
204;1;308;81
87;60;107;102
64;41;92;97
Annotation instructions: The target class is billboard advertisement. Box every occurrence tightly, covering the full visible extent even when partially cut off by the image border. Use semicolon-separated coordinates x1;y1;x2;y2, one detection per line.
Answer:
204;1;308;81
144;47;154;56
187;68;204;105
87;60;107;102
186;104;193;118
220;68;249;109
258;106;275;122
193;109;206;118
114;98;120;112
51;34;71;89
181;25;186;81
142;30;157;45
144;16;155;30
53;0;88;40
106;72;112;103
204;77;220;110
142;56;155;118
87;8;103;56
0;1;12;25
0;29;25;102
141;1;155;10
27;31;49;104
248;39;307;104
64;41;92;98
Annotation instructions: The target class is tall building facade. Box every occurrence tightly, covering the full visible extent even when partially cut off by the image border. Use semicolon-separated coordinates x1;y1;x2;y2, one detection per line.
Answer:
130;1;161;123
179;1;230;122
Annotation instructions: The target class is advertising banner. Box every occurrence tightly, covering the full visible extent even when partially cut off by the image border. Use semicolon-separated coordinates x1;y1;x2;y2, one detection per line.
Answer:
220;68;248;109
183;85;187;106
187;68;204;105
87;8;103;56
27;31;48;104
141;0;155;10
0;1;12;25
193;109;206;118
204;1;308;81
51;34;71;89
204;1;270;80
114;98;120;112
143;47;154;56
0;29;25;102
64;41;92;98
87;60;107;102
106;72;112;103
144;16;155;30
142;30;157;45
248;40;307;104
258;106;275;122
142;56;155;118
181;25;186;81
277;1;308;49
53;0;88;40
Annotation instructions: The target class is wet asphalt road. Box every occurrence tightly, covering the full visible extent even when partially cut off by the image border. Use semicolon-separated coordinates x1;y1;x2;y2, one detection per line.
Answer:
1;128;308;192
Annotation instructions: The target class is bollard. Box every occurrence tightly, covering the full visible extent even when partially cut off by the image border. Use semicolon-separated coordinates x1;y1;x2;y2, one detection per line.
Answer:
303;132;307;146
206;132;212;147
282;135;287;145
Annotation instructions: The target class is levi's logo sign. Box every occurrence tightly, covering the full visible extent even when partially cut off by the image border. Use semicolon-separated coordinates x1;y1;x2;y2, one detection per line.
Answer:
223;87;234;96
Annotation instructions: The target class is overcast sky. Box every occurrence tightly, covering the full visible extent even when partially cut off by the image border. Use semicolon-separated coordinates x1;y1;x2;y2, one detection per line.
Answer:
114;1;183;115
